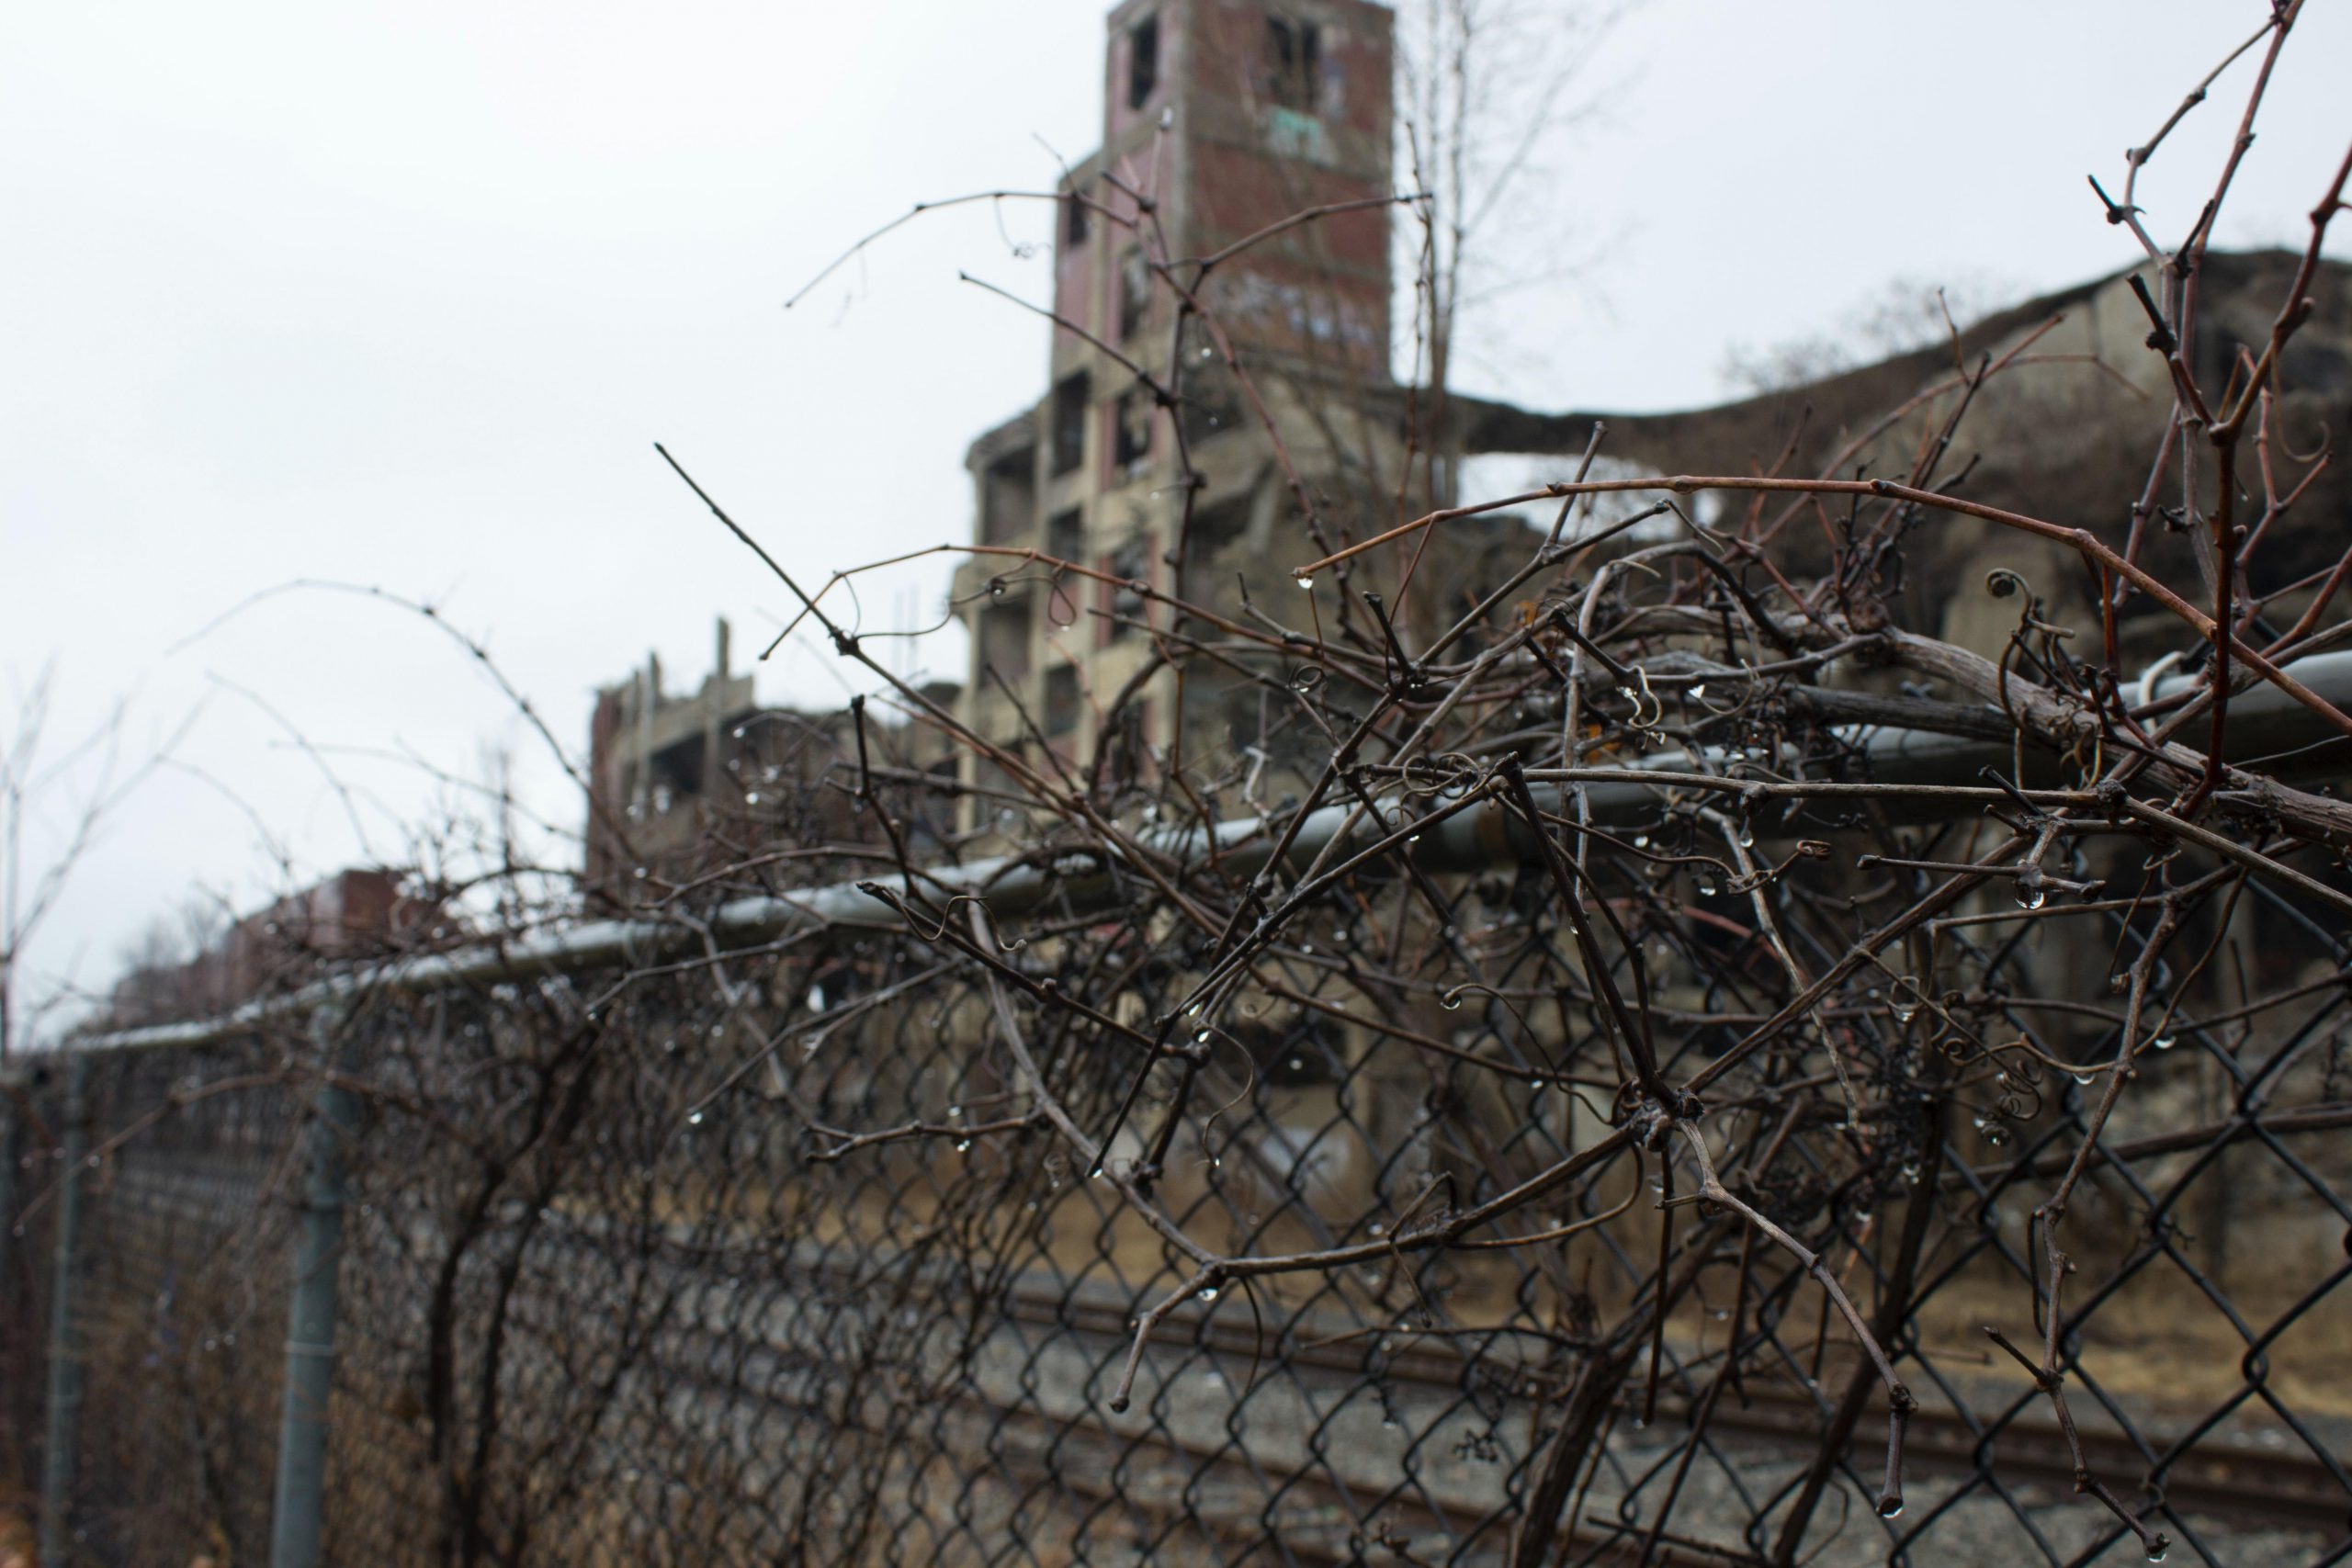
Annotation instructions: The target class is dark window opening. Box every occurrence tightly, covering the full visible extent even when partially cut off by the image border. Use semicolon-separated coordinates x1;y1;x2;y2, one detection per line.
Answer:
1050;372;1091;476
1045;664;1082;737
1108;537;1150;640
980;446;1036;545
1114;384;1154;473
1127;14;1159;109
1118;249;1151;341
1046;507;1084;562
1266;17;1321;113
649;737;705;808
1063;186;1091;248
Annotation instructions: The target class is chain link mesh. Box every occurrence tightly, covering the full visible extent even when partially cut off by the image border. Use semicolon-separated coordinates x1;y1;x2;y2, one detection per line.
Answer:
8;842;2349;1564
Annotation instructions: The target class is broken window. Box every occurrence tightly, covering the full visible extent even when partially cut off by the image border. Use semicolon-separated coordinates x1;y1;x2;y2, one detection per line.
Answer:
1114;383;1154;474
1050;371;1091;476
1046;507;1084;562
1044;664;1082;738
1063;185;1090;248
980;446;1036;544
1107;537;1150;640
649;737;705;805
1127;14;1159;109
1265;16;1322;114
1118;248;1151;341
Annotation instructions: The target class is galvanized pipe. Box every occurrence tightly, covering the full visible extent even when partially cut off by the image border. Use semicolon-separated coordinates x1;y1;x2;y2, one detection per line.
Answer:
38;1052;89;1566
0;1094;19;1315
71;649;2352;1058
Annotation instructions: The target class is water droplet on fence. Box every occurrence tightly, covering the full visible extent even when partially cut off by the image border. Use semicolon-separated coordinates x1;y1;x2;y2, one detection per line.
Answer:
1689;683;1707;701
1196;1284;1221;1302
2017;886;2046;910
686;1111;704;1126
1296;576;1315;591
955;1139;972;1153
1877;1497;1905;1519
2145;1545;2168;1563
1194;1030;1212;1043
2154;1034;2177;1051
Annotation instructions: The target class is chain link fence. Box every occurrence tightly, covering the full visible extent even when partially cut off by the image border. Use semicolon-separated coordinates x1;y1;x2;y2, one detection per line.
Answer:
6;775;2350;1565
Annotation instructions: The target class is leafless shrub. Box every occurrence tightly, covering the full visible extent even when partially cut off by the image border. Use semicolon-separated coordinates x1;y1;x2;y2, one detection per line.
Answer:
18;7;2352;1566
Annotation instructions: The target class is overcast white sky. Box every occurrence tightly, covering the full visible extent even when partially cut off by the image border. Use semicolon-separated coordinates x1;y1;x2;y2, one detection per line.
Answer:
4;0;2345;1036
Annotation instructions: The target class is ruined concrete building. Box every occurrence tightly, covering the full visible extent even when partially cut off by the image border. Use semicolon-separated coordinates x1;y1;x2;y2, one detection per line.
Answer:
948;0;2352;811
584;618;960;897
1464;248;2352;668
951;0;1419;801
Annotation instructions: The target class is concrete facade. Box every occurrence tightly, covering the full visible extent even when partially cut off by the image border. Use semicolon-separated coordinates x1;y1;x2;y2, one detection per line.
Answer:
951;0;1411;803
584;618;962;899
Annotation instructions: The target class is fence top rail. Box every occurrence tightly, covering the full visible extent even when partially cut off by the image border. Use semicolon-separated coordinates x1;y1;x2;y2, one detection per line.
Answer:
51;649;2352;1061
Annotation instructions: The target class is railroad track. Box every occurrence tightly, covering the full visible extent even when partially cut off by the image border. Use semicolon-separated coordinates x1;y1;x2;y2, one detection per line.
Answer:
506;1212;2352;1554
978;1268;2352;1539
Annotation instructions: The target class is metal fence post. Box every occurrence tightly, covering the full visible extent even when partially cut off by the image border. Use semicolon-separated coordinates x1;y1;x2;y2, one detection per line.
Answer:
39;1051;90;1567
270;1021;359;1568
0;1081;20;1306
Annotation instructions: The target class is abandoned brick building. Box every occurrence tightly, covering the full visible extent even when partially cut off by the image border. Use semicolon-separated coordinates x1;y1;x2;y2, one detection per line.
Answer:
102;868;443;1030
950;0;1419;806
949;0;2352;816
